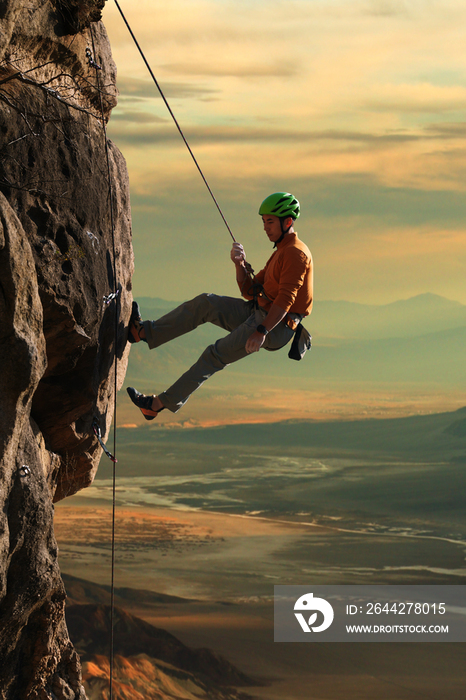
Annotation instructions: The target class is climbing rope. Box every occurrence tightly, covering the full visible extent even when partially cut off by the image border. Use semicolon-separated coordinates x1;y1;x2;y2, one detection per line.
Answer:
89;28;119;700
113;0;236;243
113;0;255;276
86;8;259;695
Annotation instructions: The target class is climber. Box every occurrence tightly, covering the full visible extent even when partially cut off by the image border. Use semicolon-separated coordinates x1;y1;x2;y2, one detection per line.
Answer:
126;192;313;420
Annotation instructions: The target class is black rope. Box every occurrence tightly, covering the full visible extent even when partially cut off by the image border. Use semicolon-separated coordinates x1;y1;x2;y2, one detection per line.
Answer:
89;28;119;700
113;0;237;243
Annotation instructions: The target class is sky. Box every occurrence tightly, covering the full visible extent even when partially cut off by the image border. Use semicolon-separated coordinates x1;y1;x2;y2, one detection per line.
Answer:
102;0;466;306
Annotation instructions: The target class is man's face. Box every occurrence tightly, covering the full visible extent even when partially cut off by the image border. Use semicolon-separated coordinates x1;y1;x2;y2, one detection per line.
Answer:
262;214;283;242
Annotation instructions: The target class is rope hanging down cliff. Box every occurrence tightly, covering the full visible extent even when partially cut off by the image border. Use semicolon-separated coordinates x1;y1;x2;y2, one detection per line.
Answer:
86;5;241;694
88;28;119;700
87;4;258;694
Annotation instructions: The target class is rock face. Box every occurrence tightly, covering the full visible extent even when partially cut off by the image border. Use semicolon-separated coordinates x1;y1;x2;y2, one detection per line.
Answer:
0;1;133;697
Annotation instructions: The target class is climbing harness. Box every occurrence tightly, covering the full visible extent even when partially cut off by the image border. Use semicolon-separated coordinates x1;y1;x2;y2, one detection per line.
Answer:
245;280;269;311
243;277;311;360
92;418;117;463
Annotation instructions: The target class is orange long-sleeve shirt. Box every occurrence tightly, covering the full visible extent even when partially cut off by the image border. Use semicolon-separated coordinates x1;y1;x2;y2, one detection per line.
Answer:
240;232;313;316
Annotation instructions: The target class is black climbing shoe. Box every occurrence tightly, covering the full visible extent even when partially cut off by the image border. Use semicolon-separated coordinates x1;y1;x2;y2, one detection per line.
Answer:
128;301;147;344
127;387;164;421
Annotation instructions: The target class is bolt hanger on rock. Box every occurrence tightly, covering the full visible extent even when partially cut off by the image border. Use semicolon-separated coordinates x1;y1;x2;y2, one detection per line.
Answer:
86;47;101;70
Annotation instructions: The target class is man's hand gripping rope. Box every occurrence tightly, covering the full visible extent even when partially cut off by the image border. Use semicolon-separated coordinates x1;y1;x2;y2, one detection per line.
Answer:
230;243;266;354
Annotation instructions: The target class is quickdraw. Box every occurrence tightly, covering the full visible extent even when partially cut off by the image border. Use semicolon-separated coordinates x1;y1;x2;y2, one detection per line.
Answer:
92;418;117;463
103;289;120;306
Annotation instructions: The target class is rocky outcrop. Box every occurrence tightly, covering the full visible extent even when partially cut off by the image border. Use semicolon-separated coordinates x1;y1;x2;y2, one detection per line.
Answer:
82;654;255;700
62;575;262;700
67;604;258;700
0;1;133;697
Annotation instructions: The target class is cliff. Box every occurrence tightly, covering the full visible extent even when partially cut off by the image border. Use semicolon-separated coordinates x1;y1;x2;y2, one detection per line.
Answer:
0;1;133;697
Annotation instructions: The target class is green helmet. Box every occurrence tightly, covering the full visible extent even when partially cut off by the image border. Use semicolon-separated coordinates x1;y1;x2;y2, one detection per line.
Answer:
259;192;300;220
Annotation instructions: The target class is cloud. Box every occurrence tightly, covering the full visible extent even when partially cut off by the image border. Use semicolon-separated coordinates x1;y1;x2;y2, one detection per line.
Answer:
107;119;466;201
116;76;220;101
107;123;427;147
303;173;466;226
362;0;409;17
364;83;466;114
162;61;299;78
128;171;466;232
424;122;466;138
111;111;167;124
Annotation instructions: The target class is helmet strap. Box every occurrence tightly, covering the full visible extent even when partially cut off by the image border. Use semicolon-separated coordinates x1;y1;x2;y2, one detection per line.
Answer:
274;217;293;247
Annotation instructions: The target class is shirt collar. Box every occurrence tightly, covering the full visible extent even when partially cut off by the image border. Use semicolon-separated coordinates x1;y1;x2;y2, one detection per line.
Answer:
276;231;297;249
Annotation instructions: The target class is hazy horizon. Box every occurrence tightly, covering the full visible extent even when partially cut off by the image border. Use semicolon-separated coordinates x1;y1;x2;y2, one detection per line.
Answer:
118;290;466;427
100;1;466;426
102;0;466;309
137;290;466;307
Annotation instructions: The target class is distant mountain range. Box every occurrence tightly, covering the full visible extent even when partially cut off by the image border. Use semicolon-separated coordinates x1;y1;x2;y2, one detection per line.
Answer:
64;573;190;607
137;292;466;341
127;293;466;387
311;293;466;340
309;325;466;383
128;404;466;463
64;574;258;700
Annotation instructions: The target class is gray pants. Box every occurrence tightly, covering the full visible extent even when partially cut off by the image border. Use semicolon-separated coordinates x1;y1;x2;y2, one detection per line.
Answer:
142;293;294;412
